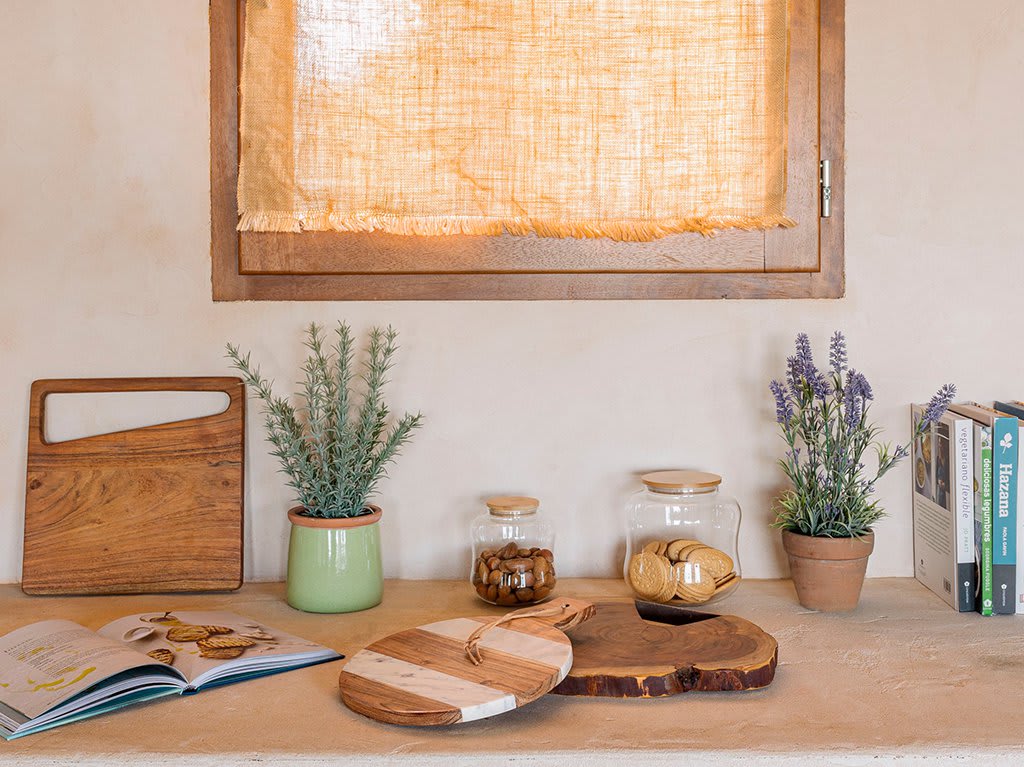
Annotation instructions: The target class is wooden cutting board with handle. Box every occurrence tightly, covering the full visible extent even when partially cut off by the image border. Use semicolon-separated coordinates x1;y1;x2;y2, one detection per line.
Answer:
22;377;245;595
552;600;777;697
339;598;595;726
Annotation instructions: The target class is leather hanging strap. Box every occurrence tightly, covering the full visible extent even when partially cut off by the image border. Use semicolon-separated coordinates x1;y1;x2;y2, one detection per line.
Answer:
464;602;573;665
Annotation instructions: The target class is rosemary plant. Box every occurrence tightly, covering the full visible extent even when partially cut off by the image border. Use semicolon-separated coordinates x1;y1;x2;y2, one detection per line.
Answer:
227;322;423;519
770;331;955;538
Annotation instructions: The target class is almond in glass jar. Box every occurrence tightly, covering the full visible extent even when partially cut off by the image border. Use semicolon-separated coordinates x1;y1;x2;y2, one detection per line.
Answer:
470;496;556;605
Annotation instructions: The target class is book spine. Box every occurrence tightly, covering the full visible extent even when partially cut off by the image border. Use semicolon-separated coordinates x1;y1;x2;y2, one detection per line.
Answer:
995;401;1024;419
1018;423;1024;614
978;424;993;616
954;419;976;611
992;417;1018;614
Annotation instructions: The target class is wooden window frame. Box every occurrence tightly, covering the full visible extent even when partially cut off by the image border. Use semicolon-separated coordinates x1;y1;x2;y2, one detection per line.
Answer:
211;0;843;301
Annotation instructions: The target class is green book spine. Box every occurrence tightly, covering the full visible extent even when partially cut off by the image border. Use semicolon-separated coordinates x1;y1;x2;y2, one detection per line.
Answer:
981;427;994;616
991;416;1017;613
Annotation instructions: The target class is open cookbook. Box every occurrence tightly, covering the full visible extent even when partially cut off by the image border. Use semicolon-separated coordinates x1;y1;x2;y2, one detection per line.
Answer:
0;610;341;739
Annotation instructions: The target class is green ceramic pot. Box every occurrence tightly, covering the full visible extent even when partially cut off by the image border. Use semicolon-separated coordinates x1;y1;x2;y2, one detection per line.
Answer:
286;505;384;613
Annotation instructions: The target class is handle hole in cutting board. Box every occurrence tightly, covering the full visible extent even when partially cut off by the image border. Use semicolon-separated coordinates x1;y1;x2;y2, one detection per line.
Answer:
634;600;720;626
44;391;230;443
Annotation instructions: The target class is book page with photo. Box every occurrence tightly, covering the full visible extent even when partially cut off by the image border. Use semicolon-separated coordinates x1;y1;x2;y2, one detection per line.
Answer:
97;611;334;688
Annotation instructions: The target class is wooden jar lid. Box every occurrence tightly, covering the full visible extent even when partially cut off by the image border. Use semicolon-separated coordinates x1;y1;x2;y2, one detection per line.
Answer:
485;496;540;515
641;470;722;492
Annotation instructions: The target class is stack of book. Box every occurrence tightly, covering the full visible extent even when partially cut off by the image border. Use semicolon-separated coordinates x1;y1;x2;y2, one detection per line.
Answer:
912;400;1024;615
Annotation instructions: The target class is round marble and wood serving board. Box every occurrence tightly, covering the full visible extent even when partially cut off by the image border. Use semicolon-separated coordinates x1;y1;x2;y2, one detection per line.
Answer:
338;598;595;726
552;600;778;697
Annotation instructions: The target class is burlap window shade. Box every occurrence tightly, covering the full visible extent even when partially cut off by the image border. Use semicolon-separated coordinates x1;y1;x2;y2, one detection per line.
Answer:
237;0;792;241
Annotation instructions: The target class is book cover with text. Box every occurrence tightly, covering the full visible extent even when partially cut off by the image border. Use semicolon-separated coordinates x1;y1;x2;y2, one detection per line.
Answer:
951;404;994;615
911;405;975;610
994;401;1024;613
991;415;1018;613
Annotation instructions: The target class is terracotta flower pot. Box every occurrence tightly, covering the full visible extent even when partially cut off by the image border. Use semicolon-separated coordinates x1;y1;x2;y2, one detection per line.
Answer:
781;530;875;612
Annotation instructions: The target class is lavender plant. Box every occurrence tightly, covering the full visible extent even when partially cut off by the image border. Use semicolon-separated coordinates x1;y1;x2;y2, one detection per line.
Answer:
770;331;955;538
227;322;423;519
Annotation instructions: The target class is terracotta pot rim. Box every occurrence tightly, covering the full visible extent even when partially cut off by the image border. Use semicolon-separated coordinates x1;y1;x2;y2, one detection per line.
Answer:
781;529;875;540
781;529;875;561
288;505;382;529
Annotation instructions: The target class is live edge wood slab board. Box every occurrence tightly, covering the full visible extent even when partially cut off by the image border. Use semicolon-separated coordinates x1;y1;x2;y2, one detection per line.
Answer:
339;598;595;726
22;377;245;595
553;600;778;697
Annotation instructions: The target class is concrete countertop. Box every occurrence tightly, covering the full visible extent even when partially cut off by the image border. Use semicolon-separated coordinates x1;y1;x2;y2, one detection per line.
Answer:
0;578;1020;766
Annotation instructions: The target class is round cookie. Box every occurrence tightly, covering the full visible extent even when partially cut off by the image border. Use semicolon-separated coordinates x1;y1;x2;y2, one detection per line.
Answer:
674;569;716;603
714;573;741;597
676;582;715;604
673;559;713;590
628;552;672;600
653;563;679;603
642;540;669;557
687;547;734;581
673;543;708;565
666;538;703;562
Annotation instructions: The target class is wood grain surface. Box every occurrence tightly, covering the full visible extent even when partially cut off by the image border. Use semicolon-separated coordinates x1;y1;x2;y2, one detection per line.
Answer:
338;598;594;726
22;378;245;595
552;600;777;697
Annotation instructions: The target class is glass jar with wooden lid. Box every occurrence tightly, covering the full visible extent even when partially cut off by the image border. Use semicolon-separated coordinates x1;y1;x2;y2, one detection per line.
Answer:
470;496;556;606
623;471;741;607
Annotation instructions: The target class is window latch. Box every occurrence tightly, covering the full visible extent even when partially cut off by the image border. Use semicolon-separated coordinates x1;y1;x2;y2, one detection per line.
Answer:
820;160;832;218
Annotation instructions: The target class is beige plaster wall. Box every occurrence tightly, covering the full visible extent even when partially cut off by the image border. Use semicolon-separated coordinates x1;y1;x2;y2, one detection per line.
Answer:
1;1;1022;584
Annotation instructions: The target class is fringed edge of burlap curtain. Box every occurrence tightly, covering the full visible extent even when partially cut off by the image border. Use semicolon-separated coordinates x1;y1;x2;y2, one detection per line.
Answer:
238;211;796;240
